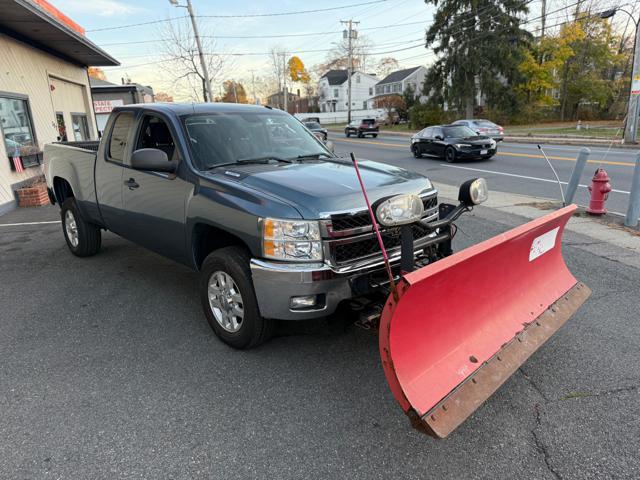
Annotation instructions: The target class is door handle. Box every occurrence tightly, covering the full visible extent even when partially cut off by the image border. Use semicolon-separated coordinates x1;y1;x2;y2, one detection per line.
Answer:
125;178;139;190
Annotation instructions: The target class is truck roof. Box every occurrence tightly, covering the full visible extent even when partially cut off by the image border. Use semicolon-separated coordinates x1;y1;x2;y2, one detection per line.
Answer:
112;102;281;116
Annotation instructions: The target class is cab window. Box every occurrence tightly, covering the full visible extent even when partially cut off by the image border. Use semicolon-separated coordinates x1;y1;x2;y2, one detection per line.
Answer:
136;115;178;161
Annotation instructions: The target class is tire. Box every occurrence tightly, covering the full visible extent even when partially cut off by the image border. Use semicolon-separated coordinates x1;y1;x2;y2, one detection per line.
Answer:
412;145;421;158
372;134;378;138
199;246;274;349
357;132;364;138
445;146;457;163
60;198;101;257
345;131;350;137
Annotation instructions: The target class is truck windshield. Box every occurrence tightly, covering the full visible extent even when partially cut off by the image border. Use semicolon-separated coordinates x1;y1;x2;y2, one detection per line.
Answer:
183;112;332;170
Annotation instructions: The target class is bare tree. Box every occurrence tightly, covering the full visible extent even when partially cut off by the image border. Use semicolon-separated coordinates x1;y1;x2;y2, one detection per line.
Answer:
376;57;400;79
268;46;287;107
317;34;373;75
159;18;231;102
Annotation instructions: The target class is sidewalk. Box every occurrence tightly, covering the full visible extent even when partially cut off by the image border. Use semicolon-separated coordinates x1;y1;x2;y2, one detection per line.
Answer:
435;181;640;269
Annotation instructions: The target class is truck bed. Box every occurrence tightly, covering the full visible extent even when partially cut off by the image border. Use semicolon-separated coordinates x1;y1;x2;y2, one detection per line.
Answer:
52;140;100;152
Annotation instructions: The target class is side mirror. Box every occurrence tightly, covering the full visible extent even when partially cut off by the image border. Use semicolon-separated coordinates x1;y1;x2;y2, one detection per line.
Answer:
435;135;444;141
131;148;177;173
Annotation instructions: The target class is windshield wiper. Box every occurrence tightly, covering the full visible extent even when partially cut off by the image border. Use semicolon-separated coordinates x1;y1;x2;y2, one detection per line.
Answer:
295;153;332;161
237;156;294;164
206;156;293;170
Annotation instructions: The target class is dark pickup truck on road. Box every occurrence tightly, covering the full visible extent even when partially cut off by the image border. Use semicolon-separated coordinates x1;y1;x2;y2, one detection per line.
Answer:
45;103;464;349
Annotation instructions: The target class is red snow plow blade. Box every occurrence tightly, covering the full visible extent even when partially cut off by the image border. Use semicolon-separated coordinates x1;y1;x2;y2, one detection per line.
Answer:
379;205;590;438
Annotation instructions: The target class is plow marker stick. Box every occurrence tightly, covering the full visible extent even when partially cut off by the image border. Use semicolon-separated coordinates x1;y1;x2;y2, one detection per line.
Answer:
379;205;590;438
349;152;397;298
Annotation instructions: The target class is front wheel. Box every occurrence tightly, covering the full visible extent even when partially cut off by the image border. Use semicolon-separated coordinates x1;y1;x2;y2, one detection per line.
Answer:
345;131;350;137
61;198;101;257
199;246;274;349
445;146;457;163
412;145;421;158
372;134;378;138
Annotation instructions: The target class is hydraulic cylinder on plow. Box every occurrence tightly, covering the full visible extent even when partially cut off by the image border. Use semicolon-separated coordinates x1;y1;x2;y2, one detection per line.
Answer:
349;154;591;439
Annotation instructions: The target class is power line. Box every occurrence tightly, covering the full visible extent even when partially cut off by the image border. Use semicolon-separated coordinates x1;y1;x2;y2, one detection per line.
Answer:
86;0;389;32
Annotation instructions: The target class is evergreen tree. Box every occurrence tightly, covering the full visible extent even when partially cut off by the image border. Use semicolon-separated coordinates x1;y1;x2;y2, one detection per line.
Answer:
422;0;531;117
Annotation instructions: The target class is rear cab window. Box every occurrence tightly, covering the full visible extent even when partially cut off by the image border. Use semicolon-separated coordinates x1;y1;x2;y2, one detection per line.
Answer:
108;112;136;163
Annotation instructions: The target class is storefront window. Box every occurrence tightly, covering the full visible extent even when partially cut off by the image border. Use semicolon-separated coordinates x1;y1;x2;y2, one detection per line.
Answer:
0;95;36;155
71;114;90;141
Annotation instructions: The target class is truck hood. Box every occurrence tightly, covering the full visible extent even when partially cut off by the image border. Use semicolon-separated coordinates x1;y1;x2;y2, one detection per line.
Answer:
210;159;434;218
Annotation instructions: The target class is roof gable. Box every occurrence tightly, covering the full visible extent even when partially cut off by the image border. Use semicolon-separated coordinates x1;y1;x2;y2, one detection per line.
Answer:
377;66;422;85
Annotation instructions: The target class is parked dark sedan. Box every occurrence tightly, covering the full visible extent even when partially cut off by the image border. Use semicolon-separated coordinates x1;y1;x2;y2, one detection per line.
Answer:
411;125;497;162
345;118;379;138
303;121;328;140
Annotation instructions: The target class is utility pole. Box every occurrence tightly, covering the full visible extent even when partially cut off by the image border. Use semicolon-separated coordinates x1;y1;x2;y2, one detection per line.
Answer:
282;52;288;113
341;19;359;124
169;0;213;102
540;0;547;39
232;81;238;103
250;70;258;104
601;9;639;143
626;19;640;143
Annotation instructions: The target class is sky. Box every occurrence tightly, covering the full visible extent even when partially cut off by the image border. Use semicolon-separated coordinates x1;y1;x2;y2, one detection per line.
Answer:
47;0;626;101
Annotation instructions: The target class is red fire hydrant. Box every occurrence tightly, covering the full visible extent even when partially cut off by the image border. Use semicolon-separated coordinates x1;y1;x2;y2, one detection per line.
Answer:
586;168;611;215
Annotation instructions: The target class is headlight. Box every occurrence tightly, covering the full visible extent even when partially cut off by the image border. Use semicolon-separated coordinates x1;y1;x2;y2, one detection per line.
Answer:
458;178;489;206
454;143;473;148
376;194;424;226
262;218;322;261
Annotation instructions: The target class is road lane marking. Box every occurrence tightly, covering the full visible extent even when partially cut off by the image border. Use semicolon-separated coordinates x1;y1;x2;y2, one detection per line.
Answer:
497;150;634;167
0;220;61;227
439;164;630;194
334;137;635;167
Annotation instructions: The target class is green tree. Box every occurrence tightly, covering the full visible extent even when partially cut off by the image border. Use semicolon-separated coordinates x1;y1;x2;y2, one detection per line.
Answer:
422;0;531;117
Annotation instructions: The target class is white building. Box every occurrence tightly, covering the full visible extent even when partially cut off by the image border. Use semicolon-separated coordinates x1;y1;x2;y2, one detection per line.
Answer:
317;70;378;113
0;0;118;214
372;66;427;100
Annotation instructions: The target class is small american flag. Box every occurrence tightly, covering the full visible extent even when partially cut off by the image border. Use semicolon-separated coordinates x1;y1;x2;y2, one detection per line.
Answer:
12;151;24;173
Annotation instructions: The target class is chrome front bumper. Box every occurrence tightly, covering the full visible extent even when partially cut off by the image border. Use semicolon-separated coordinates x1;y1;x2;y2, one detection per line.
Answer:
250;259;353;320
249;230;449;321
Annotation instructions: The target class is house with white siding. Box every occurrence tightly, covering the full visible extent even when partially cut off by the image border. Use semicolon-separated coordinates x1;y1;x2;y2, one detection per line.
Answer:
317;70;378;113
372;66;427;100
0;0;118;214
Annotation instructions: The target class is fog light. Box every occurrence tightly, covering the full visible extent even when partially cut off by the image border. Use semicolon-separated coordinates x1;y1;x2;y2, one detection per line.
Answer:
290;295;318;310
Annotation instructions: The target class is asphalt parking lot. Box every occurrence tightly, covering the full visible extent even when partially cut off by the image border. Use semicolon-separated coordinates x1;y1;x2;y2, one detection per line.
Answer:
1;203;638;479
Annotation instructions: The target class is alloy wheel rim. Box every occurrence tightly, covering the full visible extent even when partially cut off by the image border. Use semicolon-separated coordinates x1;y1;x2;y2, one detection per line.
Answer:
64;210;79;247
207;271;244;333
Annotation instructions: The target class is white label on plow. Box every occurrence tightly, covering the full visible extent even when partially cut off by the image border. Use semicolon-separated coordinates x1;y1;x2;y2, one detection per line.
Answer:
529;227;560;261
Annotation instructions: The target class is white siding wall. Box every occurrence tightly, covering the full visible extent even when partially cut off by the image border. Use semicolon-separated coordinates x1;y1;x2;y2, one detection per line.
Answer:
318;72;377;112
0;32;96;210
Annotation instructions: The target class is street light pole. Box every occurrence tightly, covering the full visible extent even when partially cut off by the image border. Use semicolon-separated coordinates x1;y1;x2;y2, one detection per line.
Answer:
601;8;640;143
170;0;213;102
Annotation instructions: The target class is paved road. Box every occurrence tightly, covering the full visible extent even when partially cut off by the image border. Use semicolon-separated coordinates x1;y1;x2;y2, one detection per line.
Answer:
0;204;638;479
330;134;640;217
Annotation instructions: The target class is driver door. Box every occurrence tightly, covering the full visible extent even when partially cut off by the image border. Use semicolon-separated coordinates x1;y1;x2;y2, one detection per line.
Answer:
431;127;446;157
121;114;193;264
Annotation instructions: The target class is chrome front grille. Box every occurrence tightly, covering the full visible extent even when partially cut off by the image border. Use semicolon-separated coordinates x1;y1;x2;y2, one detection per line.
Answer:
322;193;439;266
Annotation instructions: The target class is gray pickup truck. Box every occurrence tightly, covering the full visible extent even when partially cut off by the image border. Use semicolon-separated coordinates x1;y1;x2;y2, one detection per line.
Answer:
45;103;470;349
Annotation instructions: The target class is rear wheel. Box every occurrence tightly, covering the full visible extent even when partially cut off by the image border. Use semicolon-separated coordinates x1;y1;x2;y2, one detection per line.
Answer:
372;134;378;138
445;146;457;163
357;132;364;138
200;246;274;349
345;131;351;137
60;198;101;257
